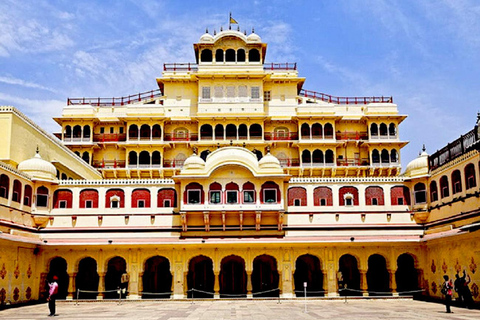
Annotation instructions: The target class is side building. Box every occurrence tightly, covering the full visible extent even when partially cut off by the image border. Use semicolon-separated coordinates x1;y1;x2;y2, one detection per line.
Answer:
0;29;478;306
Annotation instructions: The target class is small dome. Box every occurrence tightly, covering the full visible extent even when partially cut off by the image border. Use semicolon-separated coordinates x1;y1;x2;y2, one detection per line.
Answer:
247;33;261;43
183;153;205;170
404;150;429;178
18;152;57;181
199;32;214;43
258;152;281;169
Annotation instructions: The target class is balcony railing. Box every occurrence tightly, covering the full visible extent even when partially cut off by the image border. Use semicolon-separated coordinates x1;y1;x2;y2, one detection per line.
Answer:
93;133;127;143
264;132;299;141
93;160;126;169
67;89;162;106
163;160;185;168
300;89;393;105
429;127;478;170
263;63;297;70
336;131;368;140
337;158;370;166
164;133;199;142
163;62;297;72
63;136;91;142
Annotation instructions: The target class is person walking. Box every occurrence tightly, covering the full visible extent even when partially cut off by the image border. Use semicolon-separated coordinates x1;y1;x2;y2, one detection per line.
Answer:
47;276;59;316
442;275;454;313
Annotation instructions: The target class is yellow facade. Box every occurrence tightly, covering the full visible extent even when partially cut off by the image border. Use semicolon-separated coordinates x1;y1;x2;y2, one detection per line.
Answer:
0;29;479;307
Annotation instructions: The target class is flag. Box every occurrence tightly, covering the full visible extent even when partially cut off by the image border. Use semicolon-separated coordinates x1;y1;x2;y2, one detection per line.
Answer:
229;13;238;25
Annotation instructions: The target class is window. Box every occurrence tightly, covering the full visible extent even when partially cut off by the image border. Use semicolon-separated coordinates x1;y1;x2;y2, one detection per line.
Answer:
100;127;105;134
243;190;255;203
119;127;124;134
110;127;114;134
164;199;172;208
59;200;67;209
372;198;378;206
210;191;221;204
37;195;48;207
414;183;427;204
294;199;301;206
238;86;247;97
188;190;201;204
202;87;211;99
320;199;327;206
138;200;145;208
85;200;93;208
264;189;277;203
264;91;271;101
214;86;223;98
12;191;19;202
0;187;6;198
24;196;30;206
344;193;354;207
397;198;404;205
111;200;119;208
226;86;235;98
251;87;260;100
227;191;238;204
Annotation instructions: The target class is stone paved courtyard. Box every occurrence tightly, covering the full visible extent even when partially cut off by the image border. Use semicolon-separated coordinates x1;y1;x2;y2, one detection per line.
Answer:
1;299;479;320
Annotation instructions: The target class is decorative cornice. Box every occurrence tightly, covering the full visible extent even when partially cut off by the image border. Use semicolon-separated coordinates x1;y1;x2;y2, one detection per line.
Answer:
289;177;405;183
58;178;175;186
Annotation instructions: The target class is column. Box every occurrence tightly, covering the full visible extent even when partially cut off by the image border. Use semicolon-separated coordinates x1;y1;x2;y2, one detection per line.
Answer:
390;269;398;296
214;271;220;299
67;273;75;300
246;270;253;298
97;273;105;300
360;270;368;296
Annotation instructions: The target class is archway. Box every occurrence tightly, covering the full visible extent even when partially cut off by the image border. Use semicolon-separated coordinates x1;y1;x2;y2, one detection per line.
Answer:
252;255;279;297
367;254;390;296
395;253;419;296
220;255;246;298
339;254;360;296
75;257;99;299
187;255;214;298
142;256;172;299
105;256;127;299
294;254;324;297
47;257;69;299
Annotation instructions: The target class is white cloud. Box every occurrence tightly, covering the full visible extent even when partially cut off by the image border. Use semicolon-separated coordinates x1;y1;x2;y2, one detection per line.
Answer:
0;76;57;93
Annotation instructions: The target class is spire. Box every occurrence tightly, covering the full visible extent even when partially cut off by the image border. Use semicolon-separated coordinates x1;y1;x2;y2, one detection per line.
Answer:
422;144;426;152
206;28;209;34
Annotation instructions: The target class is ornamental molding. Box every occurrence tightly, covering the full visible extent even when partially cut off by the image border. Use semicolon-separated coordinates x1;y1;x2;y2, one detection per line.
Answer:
289;176;405;184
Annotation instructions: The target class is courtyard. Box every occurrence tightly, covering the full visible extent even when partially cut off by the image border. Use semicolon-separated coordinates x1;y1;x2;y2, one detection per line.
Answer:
1;299;479;320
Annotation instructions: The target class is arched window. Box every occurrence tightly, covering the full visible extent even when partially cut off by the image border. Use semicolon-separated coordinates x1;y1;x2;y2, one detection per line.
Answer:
370;123;378;136
237;49;245;62
390;149;398;163
83;125;91;139
23;185;32;206
152;151;161;166
390;186;410;205
440;175;449;198
226;182;239;204
105;189;124;208
65;125;72;138
140;124;150;139
325;150;334;164
451;170;462;194
238;124;248;139
381;149;390;163
139;151;150;166
288;187;307;206
314;187;333;206
302;150;311;165
128;151;138;166
173;127;188;140
414;183;426;204
0;174;9;199
430;181;438;202
312;123;322;138
200;124;213;139
312;150;324;165
79;189;99;208
324;123;334;138
242;182;255;203
339;187;359;206
389;123;396;136
250;124;262;139
249;49;260;62
215;49;223;63
82;151;90;164
157;188;177;208
152;125;162;139
129;124;138;139
215;124;224;140
73;125;82;138
226;124;237;139
132;189;151;208
12;180;22;203
260;181;280;204
465;163;476;189
184;183;204;204
36;186;49;208
301;123;310;139
365;186;384;206
53;189;73;209
225;49;235;62
372;149;380;164
200;49;212;62
379;123;387;136
209;182;222;204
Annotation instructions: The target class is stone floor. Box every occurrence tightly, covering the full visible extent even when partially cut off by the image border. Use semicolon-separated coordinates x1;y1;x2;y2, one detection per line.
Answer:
1;299;479;320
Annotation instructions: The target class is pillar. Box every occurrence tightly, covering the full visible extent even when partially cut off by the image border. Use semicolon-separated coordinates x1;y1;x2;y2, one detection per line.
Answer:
67;273;75;300
389;269;398;296
360;270;368;297
246;271;252;298
214;271;220;299
97;273;105;300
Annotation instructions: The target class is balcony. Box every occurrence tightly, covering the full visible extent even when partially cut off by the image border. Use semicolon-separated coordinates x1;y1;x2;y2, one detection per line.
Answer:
164;133;199;142
337;158;370;166
93;133;127;143
336;131;368;141
93;160;126;169
63;136;91;143
264;132;299;141
163;62;297;72
300;89;393;105
67;89;162;106
369;134;398;141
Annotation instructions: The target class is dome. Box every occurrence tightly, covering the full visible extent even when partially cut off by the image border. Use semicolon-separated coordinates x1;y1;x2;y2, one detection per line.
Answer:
183;153;205;170
247;33;261;43
404;150;429;178
199;32;214;43
258;152;281;169
18;152;57;181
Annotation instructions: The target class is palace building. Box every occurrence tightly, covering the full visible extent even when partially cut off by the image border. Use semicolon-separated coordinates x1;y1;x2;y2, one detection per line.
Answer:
0;28;479;305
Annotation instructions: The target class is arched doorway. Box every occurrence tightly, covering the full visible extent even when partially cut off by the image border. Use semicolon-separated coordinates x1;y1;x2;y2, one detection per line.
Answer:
339;254;360;296
294;254;324;297
142;256;172;299
252;255;279;297
187;255;214;298
220;255;246;298
75;257;99;299
396;253;419;296
105;256;127;299
367;254;391;296
47;257;69;299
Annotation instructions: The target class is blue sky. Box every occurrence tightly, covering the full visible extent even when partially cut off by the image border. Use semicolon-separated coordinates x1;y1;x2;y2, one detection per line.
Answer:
1;0;480;167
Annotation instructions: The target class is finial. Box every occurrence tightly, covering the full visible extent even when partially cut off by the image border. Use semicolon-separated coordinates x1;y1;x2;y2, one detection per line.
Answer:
266;145;270;153
220;26;223;31
244;30;247;35
422;144;426;152
193;146;197;155
230;140;233;146
243;142;246;148
252;27;255;33
229;25;231;30
36;146;39;154
214;29;216;35
206;28;209;34
237;25;240;31
217;143;220;149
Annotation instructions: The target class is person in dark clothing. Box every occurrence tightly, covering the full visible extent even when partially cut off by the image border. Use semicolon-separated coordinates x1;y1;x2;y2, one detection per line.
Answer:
461;271;474;308
454;273;464;305
442;275;454;313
